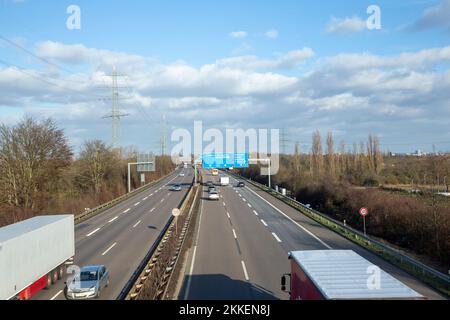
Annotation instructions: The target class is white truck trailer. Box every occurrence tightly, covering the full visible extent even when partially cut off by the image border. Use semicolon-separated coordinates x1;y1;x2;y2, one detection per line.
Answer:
0;215;75;300
220;176;230;186
282;250;424;300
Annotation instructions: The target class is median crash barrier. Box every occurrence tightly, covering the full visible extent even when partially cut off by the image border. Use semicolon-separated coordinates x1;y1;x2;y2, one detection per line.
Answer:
122;183;199;300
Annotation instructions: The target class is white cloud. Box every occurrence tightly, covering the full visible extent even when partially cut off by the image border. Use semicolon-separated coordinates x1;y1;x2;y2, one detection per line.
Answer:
215;48;314;70
412;0;450;32
264;29;279;39
229;31;247;39
2;41;450;152
326;16;367;34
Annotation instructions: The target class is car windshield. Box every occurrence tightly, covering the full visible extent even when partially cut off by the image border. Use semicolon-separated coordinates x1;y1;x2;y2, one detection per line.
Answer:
80;270;98;282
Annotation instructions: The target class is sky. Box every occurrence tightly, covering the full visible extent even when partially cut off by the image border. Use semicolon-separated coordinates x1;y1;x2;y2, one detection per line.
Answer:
0;0;450;154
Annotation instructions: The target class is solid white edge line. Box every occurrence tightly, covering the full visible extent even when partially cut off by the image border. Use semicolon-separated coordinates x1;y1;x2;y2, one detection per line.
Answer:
102;242;117;256
244;185;332;249
272;232;282;243
50;290;63;300
241;261;249;281
86;228;100;237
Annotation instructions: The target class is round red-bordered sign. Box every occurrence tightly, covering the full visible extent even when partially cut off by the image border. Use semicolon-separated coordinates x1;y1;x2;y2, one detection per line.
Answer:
359;207;369;217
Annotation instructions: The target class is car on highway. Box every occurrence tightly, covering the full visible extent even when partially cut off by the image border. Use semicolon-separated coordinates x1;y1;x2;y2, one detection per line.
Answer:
236;181;245;188
170;184;182;191
208;190;220;201
65;265;109;300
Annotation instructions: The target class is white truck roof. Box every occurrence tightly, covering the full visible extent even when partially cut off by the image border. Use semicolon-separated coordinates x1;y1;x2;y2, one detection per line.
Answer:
289;250;423;300
0;215;72;243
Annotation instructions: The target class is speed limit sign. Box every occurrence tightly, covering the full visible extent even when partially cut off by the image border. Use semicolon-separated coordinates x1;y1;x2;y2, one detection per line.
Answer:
359;207;369;217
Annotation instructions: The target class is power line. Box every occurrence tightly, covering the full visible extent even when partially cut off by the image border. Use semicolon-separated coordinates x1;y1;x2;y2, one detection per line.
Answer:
0;35;85;79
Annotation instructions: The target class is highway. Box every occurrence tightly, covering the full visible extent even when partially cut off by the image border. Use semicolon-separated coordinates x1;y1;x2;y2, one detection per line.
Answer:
180;169;445;300
33;167;194;300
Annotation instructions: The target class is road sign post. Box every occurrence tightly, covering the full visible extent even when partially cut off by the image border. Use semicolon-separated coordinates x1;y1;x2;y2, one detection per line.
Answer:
359;207;369;236
172;208;181;236
127;161;155;193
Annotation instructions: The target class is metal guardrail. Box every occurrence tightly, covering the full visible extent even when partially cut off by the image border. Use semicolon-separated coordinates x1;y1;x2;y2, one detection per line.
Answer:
232;172;450;296
121;180;195;300
74;169;179;225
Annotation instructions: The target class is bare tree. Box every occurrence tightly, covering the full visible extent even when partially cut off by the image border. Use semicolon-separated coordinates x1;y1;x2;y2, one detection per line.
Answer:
0;117;72;210
311;130;323;179
326;132;336;179
76;140;116;196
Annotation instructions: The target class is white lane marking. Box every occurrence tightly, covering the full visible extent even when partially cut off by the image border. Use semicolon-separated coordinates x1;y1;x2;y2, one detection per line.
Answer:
168;193;171;196
243;198;247;202
227;212;231;219
150;208;155;213
245;186;332;249
261;219;268;227
133;220;142;228
232;229;237;239
184;193;204;300
160;198;165;203
50;290;63;300
102;242;117;256
150;193;154;196
86;228;100;237
108;216;118;223
123;208;130;213
253;210;259;216
143;197;148;201
223;202;226;207
241;261;250;281
134;202;140;206
247;203;252;208
272;232;282;243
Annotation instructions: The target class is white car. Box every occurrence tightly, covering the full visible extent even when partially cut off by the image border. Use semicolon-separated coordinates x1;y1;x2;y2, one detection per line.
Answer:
208;191;220;201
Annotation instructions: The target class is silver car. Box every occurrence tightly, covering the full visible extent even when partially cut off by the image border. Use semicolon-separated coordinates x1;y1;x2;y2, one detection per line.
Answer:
65;265;110;300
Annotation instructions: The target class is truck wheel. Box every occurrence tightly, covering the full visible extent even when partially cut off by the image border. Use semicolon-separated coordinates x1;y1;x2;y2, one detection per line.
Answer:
57;265;65;280
52;269;59;283
45;274;52;289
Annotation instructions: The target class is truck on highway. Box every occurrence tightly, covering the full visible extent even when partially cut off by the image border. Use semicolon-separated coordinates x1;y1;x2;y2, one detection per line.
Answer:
0;215;75;300
220;176;230;186
281;250;423;300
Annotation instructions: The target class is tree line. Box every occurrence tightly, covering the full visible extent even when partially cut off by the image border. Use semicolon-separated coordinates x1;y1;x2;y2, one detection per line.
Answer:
0;117;175;227
238;130;450;267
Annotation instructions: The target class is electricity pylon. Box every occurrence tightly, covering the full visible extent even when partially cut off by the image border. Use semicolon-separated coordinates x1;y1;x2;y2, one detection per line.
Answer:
102;67;129;148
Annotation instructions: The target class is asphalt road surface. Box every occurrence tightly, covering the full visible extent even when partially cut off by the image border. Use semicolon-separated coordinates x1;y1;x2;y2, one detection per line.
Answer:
180;170;445;300
33;167;193;300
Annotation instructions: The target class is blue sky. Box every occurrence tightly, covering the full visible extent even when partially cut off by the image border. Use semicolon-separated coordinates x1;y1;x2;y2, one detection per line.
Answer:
1;0;450;153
